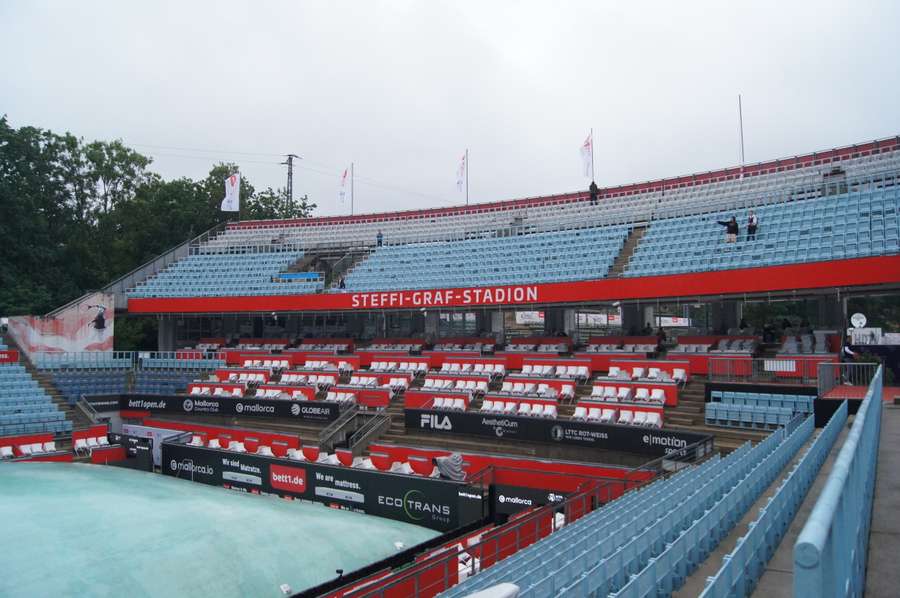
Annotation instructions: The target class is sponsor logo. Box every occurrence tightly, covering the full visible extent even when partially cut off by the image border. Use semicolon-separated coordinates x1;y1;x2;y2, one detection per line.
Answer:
237;403;276;414
183;399;193;412
642;434;688;450
126;398;168;410
301;405;331;416
420;413;452;430
169;459;213;476
499;494;532;506
290;403;301;416
548;493;563;503
378;489;451;521
270;464;307;493
480;417;518;438
551;425;564;442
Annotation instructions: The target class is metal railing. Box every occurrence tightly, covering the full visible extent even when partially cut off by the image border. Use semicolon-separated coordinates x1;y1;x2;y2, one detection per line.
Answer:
33;351;135;370
816;361;880;399
347;413;391;451
708;356;828;385
317;405;360;451
794;365;883;596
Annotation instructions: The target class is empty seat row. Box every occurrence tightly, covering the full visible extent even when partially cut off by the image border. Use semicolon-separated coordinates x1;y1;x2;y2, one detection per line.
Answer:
225;371;267;383
705;402;793;429
0;440;58;458
519;364;588;379
711;391;813;414
481;400;558;418
572;405;663;427
188;385;243;397
73;435;110;454
433;397;467;411
498;381;574;399
439;362;505;375
424;378;489;393
590;385;666;404
241;358;290;369
371;361;427;373
325;391;356;405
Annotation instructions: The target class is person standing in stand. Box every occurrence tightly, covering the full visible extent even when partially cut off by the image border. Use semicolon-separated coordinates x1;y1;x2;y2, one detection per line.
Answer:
747;210;759;241
717;216;739;243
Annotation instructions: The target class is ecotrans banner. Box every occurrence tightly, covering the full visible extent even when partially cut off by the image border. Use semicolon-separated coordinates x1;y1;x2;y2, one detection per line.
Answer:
405;409;712;459
119;394;340;422
161;442;486;532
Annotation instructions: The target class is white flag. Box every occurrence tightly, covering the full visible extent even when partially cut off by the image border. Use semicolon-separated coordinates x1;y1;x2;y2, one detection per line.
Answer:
339;167;349;201
456;152;466;191
220;173;240;212
580;133;593;178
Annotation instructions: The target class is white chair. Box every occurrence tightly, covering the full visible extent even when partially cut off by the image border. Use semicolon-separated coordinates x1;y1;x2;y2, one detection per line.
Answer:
633;367;645;379
650;389;666;404
229;441;247;453
635;388;650;402
648;368;661;380
473;364;484;373
189;435;204;447
523;383;537;395
566;365;579;378
560;384;574;399
232;388;242;397
673;368;687;383
618;410;634;425
213;387;225;396
504;402;517;414
512;382;525;394
577;366;589;379
287;448;306;461
86;437;99;449
465;380;477;391
591;386;604;398
207;438;221;449
517;403;532;416
602;386;617;400
633;411;648;426
29;442;44;454
257;445;274;457
544;404;557;418
452;398;466;411
40;440;55;452
501;381;513;393
587;407;602;422
481;400;494;412
573;406;588;420
600;408;616;423
608;366;623;379
19;444;33;456
530;404;544;417
646;412;663;428
449;363;461;373
522;364;534;375
97;436;109;446
190;387;202;395
433;397;445;409
476;381;489;393
391;461;414;475
455;380;467;391
0;446;13;459
617;387;632;401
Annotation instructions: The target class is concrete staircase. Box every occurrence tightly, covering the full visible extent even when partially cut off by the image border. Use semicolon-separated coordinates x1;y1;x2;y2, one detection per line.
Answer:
608;225;647;277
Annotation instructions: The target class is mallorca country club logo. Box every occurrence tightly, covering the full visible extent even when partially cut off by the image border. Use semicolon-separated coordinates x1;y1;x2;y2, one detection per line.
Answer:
235;403;244;413
290;403;301;416
182;399;194;412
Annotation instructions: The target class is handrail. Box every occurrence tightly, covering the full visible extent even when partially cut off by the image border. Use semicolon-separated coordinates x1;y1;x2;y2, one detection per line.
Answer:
317;404;360;448
794;365;883;596
76;394;100;424
347;412;391;451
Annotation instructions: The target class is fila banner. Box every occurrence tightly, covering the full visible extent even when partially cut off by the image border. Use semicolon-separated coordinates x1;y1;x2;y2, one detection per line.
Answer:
405;409;712;459
161;442;486;532
118;394;340;422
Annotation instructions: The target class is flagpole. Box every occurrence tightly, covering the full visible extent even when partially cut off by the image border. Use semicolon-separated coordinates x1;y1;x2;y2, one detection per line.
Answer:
465;148;469;205
590;128;595;182
738;95;745;178
351;162;355;216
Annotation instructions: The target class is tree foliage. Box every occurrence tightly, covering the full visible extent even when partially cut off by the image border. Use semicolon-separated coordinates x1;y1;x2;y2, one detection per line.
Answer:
0;116;315;316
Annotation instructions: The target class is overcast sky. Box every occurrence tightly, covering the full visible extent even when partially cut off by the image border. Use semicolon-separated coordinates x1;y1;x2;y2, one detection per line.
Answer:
3;1;899;216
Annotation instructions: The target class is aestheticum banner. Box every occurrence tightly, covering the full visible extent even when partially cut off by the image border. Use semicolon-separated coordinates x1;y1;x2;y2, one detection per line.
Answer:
119;394;340;422
404;409;712;459
161;442;485;532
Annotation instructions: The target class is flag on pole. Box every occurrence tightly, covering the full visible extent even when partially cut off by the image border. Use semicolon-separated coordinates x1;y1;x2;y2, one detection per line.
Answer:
456;153;467;192
220;173;241;212
580;132;593;178
339;167;349;201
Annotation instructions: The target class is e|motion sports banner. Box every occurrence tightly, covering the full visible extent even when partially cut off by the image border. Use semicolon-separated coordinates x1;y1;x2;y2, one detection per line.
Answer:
161;442;486;532
119;394;340;422
405;409;712;459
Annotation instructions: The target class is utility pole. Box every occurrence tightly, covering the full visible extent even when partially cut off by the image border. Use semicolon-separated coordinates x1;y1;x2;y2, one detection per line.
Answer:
282;153;300;213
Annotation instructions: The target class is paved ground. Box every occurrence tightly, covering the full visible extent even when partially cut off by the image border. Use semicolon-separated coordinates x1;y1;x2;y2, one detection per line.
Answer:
822;384;900;402
864;404;900;598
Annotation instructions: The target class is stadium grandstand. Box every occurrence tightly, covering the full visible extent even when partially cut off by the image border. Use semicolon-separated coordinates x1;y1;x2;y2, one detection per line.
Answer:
3;134;900;598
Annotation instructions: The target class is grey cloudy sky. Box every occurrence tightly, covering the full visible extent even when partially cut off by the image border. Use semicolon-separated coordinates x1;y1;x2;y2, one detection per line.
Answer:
3;0;899;217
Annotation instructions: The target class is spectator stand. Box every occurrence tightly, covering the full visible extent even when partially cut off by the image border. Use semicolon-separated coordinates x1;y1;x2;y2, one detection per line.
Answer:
574;335;659;371
572;400;664;428
603;358;688;385
368;355;431;376
0;432;71;461
496;378;575;401
439;356;507;380
432;336;496;353
295;337;355;353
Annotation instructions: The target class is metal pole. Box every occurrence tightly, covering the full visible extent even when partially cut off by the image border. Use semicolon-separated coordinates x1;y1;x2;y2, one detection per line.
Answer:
591;127;595;182
465;148;469;205
351;162;355;216
738;95;745;176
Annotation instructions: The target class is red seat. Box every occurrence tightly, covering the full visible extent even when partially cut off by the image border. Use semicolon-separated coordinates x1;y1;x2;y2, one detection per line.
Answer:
369;452;393;471
301;445;320;462
408;455;435;476
335;449;355;467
